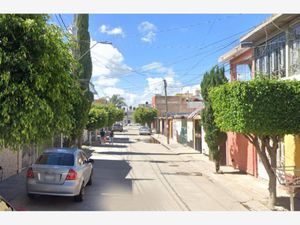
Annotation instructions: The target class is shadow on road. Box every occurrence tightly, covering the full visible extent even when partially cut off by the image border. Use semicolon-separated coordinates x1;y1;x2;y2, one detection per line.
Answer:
0;159;134;211
94;151;178;156
89;143;128;148
221;170;247;175
276;196;300;211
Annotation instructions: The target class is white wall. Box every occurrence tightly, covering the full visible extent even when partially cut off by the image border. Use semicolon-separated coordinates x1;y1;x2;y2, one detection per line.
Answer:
187;121;193;142
175;120;182;139
172;120;177;141
201;126;209;155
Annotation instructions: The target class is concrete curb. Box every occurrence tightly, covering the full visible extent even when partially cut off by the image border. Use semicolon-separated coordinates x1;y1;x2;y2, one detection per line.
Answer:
151;135;171;150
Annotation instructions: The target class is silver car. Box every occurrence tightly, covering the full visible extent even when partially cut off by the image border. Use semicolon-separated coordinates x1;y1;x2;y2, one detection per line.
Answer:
139;126;151;135
26;148;93;202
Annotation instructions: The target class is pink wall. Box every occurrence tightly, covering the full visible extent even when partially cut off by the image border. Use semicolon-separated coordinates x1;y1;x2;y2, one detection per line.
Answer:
227;132;257;176
230;49;253;81
225;48;258;177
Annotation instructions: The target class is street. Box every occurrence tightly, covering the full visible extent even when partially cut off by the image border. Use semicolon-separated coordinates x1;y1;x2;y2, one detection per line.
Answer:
0;125;255;211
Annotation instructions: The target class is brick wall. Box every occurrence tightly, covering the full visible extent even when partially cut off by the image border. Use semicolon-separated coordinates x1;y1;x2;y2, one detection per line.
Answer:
226;132;257;176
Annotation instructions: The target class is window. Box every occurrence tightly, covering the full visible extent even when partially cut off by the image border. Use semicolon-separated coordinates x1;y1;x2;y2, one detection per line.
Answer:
236;64;252;81
81;152;88;162
36;153;74;166
255;32;286;79
289;24;300;76
77;153;84;165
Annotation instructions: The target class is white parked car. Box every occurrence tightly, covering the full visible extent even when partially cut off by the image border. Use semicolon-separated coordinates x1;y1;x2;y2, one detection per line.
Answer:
139;126;151;135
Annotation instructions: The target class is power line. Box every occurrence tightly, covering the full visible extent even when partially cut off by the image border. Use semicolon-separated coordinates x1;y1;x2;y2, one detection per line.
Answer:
58;14;69;31
54;14;64;30
112;15;235;41
179;38;239;78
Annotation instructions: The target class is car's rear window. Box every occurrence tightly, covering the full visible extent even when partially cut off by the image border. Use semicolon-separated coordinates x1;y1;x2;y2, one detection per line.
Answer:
35;153;74;166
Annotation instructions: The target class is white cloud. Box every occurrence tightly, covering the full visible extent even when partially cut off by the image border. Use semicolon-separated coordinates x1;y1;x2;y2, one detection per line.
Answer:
138;21;157;43
90;39;132;100
93;78;119;87
100;24;124;37
99;87;139;107
90;40;200;107
142;62;175;77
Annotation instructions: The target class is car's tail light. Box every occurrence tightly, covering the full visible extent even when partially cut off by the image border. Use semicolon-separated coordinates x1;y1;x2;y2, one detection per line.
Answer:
66;169;77;180
26;167;34;178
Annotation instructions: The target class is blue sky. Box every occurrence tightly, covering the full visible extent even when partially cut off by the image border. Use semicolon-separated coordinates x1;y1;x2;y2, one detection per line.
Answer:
52;14;269;106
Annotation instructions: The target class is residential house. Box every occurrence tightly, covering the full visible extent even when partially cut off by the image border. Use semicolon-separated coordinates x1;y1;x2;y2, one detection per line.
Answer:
152;91;202;136
152;90;209;155
219;14;300;179
219;46;258;176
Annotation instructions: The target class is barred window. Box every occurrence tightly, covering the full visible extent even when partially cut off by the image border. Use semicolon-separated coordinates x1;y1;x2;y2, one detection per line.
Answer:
289;24;300;76
254;32;286;79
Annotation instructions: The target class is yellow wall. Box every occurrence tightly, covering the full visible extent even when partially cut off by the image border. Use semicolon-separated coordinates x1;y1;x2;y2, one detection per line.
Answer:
284;135;300;176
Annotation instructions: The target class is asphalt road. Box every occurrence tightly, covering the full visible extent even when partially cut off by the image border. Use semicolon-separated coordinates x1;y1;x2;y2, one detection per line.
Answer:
0;125;248;211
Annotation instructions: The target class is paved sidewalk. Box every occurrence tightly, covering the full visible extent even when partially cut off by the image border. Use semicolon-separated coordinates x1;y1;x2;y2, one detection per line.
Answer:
152;133;300;211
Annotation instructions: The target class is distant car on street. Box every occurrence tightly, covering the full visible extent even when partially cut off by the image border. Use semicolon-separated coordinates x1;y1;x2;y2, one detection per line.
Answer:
0;195;15;211
26;148;94;202
139;126;151;135
112;123;123;132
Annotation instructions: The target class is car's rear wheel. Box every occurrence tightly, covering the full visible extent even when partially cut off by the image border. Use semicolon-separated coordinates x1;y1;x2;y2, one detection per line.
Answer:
74;183;85;202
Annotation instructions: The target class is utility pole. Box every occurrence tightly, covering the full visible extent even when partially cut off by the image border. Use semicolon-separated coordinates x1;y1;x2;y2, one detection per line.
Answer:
127;106;129;125
163;79;169;144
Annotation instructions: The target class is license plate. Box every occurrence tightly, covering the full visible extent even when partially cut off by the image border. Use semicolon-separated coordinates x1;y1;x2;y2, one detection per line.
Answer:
44;174;56;182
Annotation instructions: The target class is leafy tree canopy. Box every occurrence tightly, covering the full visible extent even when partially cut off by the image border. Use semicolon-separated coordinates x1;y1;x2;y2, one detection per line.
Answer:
109;94;126;108
86;106;108;131
133;107;158;126
0;14;81;148
209;79;300;135
93;104;124;128
209;78;300;208
200;65;227;172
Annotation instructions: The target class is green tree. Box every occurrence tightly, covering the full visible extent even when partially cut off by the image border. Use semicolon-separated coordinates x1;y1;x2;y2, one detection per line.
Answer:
70;14;94;148
200;66;228;173
209;79;300;209
104;104;123;127
76;14;92;87
133;107;158;127
93;104;124;128
0;14;81;148
115;107;125;122
86;106;108;131
109;94;126;108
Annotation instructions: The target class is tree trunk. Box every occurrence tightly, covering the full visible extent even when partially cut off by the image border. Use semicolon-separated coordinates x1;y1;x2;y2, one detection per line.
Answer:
77;134;82;149
215;160;220;173
88;131;92;146
246;135;278;209
269;172;277;209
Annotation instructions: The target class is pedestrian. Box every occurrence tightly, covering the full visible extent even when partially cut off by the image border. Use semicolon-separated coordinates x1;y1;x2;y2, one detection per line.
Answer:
100;129;106;144
110;130;114;145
